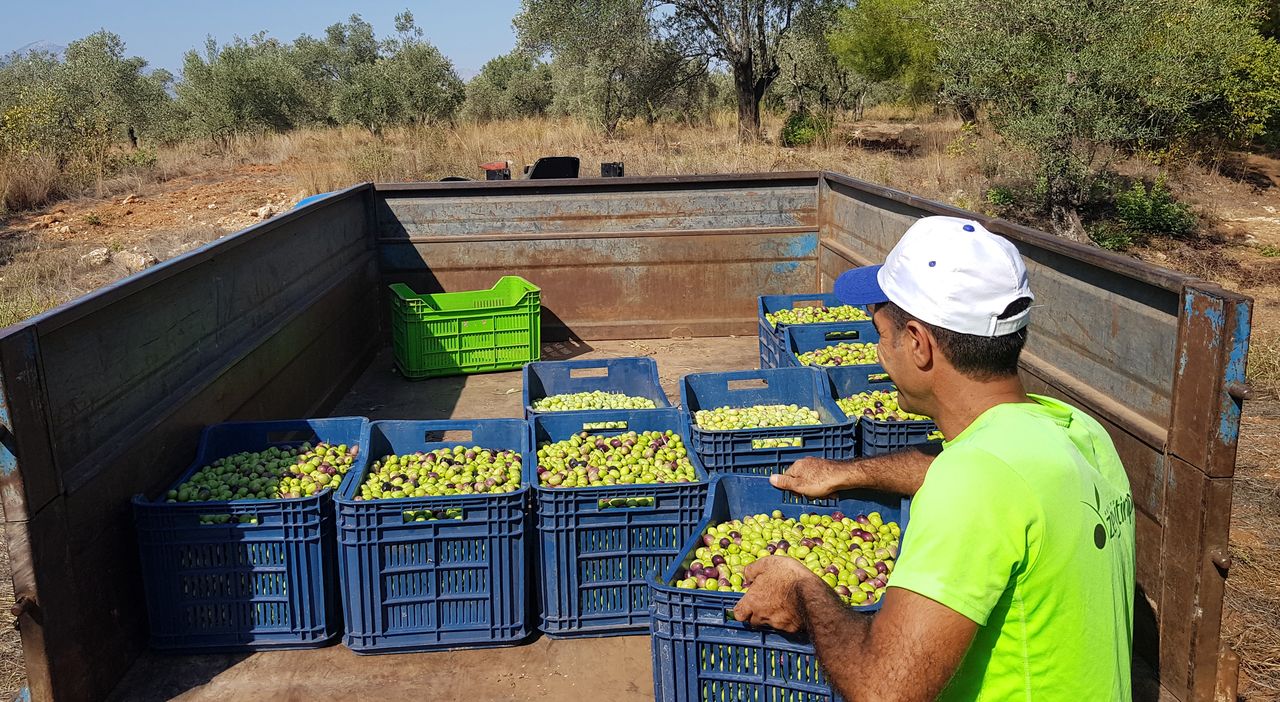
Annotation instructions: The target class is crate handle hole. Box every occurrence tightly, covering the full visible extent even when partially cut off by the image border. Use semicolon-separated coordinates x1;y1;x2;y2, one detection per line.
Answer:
197;513;260;525
596;496;655;510
569;366;610;378
751;437;803;450
402;508;465;522
425;429;473;443
825;331;861;341
582;420;628;432
266;430;317;444
728;378;768;391
791;300;824;309
868;373;891;383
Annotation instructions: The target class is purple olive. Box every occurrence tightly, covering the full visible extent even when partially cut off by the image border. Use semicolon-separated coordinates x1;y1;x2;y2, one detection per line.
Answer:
720;537;731;548
887;545;899;559
704;567;720;579
689;561;704;573
703;534;715;547
872;576;887;588
778;540;791;550
856;514;871;526
825;564;840;575
765;544;777;554
854;568;870;582
832;512;845;522
835;586;851;597
711;554;726;567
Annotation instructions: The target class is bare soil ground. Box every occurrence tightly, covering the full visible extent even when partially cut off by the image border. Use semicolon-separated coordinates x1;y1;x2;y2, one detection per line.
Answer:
1;119;1279;699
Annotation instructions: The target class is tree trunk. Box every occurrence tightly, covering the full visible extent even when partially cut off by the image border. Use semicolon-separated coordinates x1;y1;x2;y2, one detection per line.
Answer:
955;100;979;125
733;59;761;142
1050;204;1092;245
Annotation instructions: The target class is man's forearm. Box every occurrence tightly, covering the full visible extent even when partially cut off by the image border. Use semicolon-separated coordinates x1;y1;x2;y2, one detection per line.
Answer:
844;446;937;496
799;579;873;699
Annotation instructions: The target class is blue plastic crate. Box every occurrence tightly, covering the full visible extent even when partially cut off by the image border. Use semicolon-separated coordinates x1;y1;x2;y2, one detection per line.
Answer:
826;366;941;457
649;474;911;702
334;419;532;654
531;409;710;638
780;322;880;369
680;367;855;475
757;293;871;369
132;417;371;652
523;357;672;418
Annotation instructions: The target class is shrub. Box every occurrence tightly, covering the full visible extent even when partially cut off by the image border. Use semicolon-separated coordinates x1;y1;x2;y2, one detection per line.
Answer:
1115;177;1196;237
780;109;831;147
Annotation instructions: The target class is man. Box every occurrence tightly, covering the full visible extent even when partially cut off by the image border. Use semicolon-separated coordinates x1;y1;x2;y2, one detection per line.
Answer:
733;216;1136;701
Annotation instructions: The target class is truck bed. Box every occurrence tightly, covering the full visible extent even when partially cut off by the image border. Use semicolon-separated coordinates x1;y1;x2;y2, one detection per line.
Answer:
107;337;757;701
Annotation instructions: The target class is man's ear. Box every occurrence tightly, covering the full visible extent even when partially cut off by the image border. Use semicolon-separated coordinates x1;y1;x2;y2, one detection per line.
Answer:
903;320;935;371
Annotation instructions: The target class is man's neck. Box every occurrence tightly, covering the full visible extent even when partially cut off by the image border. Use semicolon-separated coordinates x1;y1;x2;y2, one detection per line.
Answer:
930;375;1031;441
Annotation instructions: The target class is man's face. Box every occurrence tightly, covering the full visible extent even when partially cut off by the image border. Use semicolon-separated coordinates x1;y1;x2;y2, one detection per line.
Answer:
871;304;926;415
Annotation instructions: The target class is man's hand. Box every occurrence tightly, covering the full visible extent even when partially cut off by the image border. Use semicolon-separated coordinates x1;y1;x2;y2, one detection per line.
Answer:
770;457;862;499
732;556;828;633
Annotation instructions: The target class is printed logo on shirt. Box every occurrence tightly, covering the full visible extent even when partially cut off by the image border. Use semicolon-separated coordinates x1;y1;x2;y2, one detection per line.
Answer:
1083;484;1134;550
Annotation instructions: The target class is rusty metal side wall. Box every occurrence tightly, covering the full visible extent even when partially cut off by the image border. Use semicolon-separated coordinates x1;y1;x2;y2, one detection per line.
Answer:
0;187;380;702
817;175;1180;435
378;181;821;340
375;176;819;238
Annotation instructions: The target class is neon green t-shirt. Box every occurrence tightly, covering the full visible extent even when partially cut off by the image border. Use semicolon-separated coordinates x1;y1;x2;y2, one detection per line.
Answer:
888;394;1136;701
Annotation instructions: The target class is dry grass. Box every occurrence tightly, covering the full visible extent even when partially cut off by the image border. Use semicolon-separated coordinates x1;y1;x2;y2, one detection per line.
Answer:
266;113;1000;208
0;522;21;698
1225;406;1280;700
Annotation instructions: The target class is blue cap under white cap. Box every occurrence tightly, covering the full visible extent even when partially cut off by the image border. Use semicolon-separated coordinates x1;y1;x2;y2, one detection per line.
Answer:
833;216;1034;337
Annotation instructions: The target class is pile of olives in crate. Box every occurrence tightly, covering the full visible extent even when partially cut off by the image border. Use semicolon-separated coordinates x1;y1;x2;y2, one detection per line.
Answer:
355;446;523;500
536;429;698;487
797;342;879;367
532;391;657;412
169;441;358;504
837;390;932;422
673;510;902;606
694;405;821;431
765;305;870;328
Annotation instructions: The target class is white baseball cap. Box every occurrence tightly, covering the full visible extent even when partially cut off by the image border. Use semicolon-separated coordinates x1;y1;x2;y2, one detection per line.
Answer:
834;216;1034;337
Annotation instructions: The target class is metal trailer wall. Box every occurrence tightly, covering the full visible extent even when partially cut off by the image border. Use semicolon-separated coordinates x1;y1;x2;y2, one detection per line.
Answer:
374;174;822;340
0;185;381;701
817;173;1248;702
0;172;1249;702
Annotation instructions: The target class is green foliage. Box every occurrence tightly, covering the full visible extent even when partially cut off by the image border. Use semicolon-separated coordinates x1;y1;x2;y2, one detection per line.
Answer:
928;0;1277;238
178;34;313;142
463;52;553;122
0;32;176;211
1114;177;1196;238
985;186;1016;209
517;0;708;133
1258;244;1280;258
1087;222;1139;252
771;4;865;114
780;109;831;147
828;0;937;104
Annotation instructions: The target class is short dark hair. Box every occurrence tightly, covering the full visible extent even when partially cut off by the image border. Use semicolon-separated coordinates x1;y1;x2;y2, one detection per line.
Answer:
877;298;1032;379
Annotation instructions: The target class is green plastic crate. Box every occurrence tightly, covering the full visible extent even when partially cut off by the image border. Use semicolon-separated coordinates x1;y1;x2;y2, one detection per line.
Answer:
389;276;541;379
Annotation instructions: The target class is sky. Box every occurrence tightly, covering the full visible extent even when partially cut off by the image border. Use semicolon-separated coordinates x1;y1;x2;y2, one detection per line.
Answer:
1;0;523;78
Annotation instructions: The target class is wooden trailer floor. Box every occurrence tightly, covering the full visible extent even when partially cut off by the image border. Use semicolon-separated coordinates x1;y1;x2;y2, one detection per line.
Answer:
108;336;759;702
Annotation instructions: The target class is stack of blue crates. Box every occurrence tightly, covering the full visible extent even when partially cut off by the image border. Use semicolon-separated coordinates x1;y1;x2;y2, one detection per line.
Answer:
523;357;671;417
334;419;532;653
133;417;370;652
649;474;911;702
680;367;856;475
530;408;709;637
